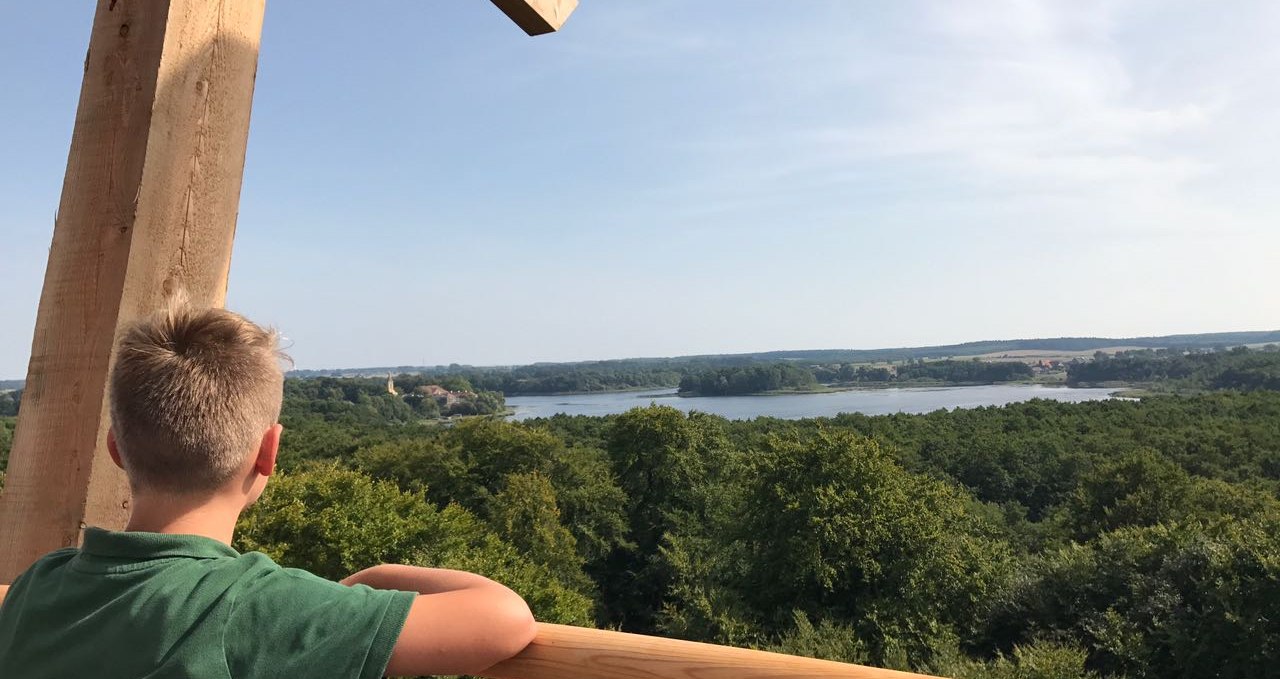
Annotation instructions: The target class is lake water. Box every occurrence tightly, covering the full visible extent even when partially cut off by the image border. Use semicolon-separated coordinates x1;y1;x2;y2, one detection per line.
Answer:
506;384;1121;421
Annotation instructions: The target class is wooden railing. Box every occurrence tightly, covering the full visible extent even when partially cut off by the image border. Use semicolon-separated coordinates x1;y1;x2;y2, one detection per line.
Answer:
0;586;937;678
485;623;937;679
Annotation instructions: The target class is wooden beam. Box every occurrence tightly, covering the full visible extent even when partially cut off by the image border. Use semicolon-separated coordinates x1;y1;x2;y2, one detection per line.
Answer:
484;624;937;679
0;0;265;583
489;0;578;36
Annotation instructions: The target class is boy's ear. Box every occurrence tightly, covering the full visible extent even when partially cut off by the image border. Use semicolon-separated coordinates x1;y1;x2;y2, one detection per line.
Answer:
106;428;124;470
254;424;282;477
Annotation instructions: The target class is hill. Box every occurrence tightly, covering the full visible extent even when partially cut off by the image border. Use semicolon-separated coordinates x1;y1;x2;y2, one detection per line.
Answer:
288;329;1280;378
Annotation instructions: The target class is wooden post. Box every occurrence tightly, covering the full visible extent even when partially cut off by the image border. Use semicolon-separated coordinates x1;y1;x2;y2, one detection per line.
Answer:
0;0;266;582
484;624;938;679
1;5;937;678
490;0;578;35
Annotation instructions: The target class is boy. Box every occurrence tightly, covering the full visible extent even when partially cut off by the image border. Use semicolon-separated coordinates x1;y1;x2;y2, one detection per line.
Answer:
0;304;537;677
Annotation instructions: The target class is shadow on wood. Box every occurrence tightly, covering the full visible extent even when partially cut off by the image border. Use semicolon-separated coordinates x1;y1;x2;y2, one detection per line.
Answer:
489;0;578;35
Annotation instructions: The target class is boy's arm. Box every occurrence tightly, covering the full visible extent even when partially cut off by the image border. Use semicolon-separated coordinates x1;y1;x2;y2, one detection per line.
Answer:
0;584;7;605
343;564;536;677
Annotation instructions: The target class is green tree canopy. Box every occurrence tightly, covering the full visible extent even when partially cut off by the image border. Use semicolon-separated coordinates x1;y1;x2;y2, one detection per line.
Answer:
235;466;595;626
740;428;1010;665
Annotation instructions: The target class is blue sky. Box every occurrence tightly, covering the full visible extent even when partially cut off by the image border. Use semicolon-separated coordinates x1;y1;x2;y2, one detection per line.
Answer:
3;1;1278;376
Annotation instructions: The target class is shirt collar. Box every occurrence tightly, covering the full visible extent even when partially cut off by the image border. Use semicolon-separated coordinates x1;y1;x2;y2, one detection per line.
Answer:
81;527;239;560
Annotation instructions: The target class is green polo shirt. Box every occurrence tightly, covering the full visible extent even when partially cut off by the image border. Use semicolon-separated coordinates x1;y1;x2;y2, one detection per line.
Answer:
0;528;416;678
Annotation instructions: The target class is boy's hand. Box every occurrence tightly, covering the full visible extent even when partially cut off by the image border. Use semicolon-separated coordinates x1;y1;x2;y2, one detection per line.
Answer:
344;564;536;676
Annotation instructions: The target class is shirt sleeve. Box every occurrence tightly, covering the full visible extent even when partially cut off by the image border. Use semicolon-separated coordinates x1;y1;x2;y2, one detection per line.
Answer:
224;562;417;679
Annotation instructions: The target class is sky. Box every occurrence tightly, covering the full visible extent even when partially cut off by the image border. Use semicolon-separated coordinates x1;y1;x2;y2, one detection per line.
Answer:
2;1;1278;377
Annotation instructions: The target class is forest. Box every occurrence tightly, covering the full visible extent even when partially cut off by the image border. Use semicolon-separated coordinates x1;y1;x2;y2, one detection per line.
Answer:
5;385;1274;678
291;361;687;395
247;393;1280;678
678;364;819;395
889;359;1033;384
2;346;1279;679
1068;345;1280;391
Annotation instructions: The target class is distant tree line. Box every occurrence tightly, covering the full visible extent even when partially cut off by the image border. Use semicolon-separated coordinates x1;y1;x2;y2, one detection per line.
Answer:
292;363;687;395
678;364;819;396
443;364;684;395
894;358;1033;383
742;329;1280;364
812;364;895;383
279;329;1280;396
678;359;1033;396
1067;345;1280;390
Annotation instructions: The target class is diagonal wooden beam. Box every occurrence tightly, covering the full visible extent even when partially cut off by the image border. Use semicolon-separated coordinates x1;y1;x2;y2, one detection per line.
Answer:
0;0;577;585
489;0;578;36
0;0;265;582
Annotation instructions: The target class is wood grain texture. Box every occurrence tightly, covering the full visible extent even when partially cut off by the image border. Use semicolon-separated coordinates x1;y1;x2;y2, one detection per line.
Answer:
0;0;265;582
489;0;578;35
483;624;939;679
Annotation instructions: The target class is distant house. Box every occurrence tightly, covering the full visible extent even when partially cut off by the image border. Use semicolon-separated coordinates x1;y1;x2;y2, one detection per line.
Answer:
416;384;470;406
1030;359;1065;374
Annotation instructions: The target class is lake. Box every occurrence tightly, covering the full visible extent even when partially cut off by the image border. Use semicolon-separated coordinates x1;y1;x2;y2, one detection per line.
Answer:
506;384;1121;421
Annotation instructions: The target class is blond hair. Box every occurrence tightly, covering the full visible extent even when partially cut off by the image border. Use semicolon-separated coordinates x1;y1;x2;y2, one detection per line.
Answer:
109;304;288;494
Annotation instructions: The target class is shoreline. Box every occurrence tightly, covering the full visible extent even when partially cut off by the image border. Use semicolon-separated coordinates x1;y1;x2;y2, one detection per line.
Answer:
505;383;1127;421
504;381;1108;400
674;379;1083;398
502;385;679;397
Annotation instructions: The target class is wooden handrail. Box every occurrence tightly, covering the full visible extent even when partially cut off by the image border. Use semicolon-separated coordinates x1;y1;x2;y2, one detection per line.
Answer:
484;623;938;679
0;587;939;678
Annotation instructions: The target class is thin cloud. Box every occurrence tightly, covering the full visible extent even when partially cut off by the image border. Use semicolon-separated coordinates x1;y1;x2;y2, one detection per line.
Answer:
633;0;1269;244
